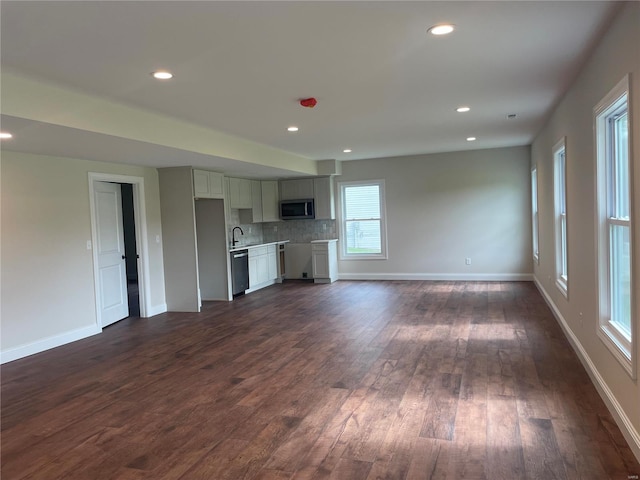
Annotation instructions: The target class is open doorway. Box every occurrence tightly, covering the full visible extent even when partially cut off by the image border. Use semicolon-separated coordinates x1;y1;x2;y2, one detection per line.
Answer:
121;183;140;317
89;173;150;329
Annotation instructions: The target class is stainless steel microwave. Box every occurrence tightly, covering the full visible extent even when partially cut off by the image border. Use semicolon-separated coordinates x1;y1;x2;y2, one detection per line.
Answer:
280;199;315;220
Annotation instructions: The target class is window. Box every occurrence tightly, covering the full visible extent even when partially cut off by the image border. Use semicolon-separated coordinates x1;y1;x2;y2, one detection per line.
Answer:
531;167;539;263
553;138;568;296
339;180;387;259
594;75;635;377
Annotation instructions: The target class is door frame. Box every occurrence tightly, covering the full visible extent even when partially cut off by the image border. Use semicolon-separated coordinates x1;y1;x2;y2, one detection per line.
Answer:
88;172;151;327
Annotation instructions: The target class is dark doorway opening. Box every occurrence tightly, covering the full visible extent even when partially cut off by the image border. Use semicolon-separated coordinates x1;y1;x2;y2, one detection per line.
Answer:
121;183;140;317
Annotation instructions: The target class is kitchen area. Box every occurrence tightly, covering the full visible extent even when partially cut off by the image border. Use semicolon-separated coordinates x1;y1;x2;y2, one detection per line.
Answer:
158;166;340;312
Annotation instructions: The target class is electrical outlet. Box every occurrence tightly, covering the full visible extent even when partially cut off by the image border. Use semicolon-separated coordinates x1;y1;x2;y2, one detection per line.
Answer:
273;226;278;232
302;272;308;278
465;258;471;265
322;223;327;231
248;226;252;234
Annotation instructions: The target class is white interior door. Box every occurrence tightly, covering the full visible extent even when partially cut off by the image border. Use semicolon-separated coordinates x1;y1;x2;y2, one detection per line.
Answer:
95;181;129;327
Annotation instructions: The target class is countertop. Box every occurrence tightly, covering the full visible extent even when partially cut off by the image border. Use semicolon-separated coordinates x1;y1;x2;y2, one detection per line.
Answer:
310;239;338;243
229;240;289;253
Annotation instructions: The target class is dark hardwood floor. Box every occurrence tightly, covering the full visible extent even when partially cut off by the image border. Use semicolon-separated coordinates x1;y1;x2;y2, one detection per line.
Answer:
2;281;638;479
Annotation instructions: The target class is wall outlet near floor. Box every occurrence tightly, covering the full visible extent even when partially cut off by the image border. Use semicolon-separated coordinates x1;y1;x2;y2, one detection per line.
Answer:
302;272;308;278
465;257;471;265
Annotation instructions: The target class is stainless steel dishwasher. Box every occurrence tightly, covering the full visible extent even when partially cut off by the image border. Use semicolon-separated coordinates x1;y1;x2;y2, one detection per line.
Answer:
231;250;249;296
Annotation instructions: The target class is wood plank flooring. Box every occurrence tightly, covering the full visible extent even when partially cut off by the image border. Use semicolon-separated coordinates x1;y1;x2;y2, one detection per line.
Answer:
2;281;639;479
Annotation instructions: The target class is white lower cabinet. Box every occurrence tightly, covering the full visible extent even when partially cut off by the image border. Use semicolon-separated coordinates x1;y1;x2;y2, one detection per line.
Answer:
311;239;338;283
268;245;278;280
248;244;279;291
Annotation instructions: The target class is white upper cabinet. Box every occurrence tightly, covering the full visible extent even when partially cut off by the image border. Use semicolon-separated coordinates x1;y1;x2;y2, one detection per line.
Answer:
279;178;315;200
279;177;335;219
313;177;335;220
239;180;263;224
261;180;279;222
229;177;252;209
193;169;224;199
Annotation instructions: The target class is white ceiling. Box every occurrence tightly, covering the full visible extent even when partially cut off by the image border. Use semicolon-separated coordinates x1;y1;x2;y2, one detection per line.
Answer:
0;1;621;177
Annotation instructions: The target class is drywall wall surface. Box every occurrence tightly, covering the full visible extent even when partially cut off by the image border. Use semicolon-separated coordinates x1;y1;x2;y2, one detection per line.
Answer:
337;145;532;280
1;151;166;356
531;1;640;457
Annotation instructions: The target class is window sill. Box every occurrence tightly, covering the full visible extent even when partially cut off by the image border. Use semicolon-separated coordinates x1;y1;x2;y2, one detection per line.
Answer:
555;277;568;298
341;254;388;261
597;322;635;379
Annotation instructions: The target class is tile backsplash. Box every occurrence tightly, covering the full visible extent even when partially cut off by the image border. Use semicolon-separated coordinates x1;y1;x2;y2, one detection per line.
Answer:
227;209;337;245
263;219;337;243
226;209;264;246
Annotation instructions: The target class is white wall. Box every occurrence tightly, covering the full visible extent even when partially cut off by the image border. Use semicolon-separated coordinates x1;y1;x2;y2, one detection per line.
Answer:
337;146;532;280
531;2;640;459
1;151;166;361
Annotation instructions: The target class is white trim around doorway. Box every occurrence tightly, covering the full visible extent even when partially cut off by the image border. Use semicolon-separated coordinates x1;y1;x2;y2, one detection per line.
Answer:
88;172;153;328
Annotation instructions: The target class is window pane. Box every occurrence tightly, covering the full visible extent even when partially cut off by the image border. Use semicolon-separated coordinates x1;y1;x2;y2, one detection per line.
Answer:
532;169;539;258
561;214;567;277
344;185;380;220
610;223;631;335
345;220;381;254
614;112;629;219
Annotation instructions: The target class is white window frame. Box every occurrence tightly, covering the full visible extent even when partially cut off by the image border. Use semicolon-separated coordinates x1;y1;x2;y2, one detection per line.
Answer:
338;179;388;260
553;137;568;297
531;167;540;264
594;74;635;378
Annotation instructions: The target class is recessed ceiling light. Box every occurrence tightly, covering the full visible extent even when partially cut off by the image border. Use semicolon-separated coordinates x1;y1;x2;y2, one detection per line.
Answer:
0;132;13;139
287;126;299;132
343;149;352;153
466;137;477;141
152;70;173;80
456;106;471;113
428;24;455;36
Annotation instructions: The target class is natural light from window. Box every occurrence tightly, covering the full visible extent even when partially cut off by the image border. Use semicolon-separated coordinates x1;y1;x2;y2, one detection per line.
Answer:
594;74;634;378
339;180;387;259
553;138;568;297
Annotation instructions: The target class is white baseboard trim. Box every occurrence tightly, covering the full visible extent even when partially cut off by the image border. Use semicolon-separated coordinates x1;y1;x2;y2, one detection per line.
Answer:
533;277;640;463
145;303;168;317
0;324;102;365
338;273;534;282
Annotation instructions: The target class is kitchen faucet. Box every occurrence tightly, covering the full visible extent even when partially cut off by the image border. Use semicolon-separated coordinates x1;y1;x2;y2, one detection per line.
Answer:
232;226;244;247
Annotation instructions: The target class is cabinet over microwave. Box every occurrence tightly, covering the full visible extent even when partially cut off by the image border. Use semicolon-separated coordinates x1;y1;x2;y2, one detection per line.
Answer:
280;199;315;220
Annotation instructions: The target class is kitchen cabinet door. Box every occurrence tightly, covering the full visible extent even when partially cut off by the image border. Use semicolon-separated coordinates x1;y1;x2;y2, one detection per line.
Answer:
313;177;335;220
311;240;338;283
248;246;270;288
193;170;224;199
229;177;252;209
268;245;277;280
248;255;259;289
240;180;263;223
279;178;314;200
261;180;279;222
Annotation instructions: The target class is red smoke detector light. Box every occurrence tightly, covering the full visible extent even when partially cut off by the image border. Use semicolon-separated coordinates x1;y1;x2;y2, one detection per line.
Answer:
300;97;317;108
